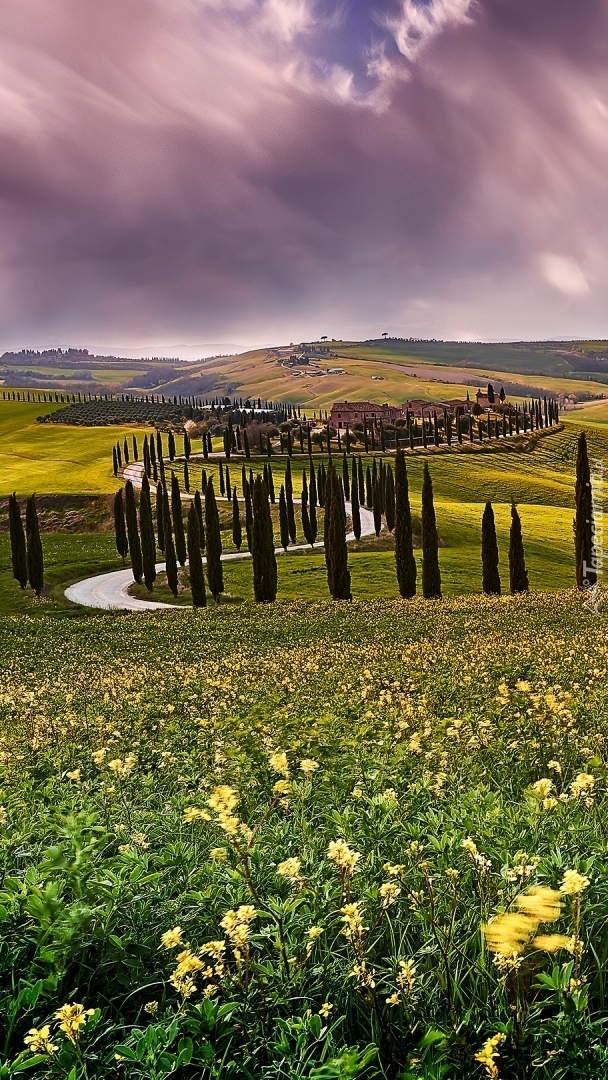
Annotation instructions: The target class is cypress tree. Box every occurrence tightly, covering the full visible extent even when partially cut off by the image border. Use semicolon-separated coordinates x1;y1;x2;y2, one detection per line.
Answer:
373;481;382;536
194;489;205;550
279;485;290;550
132;434;139;461
574;431;595;589
309;465;318;543
116;442;122;468
163;484;179;597
184;431;191;460
184;460;190;493
394;450;416;598
244;428;250;458
509;501;529;594
342;452;350;501
421;463;441;599
385;466;395;532
156;481;165;552
114;489;129;563
267;464;276;503
350;461;361;540
225;467;231;501
170;473;186;566
365;465;373;508
168;430;176;461
149;435;156;467
123;437;129;464
285;458;296;542
25;495;44;597
481;501;501;595
205;479;224;602
301;470;313;546
125;479;143;585
187;503;207;608
139;473;157;591
112;446;118;477
201;469;208;495
251;475;277;602
357;456;364;506
244;478;253;550
232;489;242;550
324;465;351;600
8;493;27;588
219;462;225;496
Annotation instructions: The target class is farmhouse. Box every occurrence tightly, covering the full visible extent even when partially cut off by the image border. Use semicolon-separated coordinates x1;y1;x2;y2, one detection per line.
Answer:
330;401;401;429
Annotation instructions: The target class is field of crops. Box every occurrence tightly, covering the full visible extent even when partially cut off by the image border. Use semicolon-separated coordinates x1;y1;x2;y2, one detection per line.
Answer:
0;593;606;1078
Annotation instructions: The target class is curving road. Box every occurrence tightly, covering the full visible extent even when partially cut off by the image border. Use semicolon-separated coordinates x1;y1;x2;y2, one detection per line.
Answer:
65;461;376;611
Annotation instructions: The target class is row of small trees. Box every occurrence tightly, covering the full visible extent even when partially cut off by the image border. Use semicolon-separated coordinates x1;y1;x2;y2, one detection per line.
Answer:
7;494;44;596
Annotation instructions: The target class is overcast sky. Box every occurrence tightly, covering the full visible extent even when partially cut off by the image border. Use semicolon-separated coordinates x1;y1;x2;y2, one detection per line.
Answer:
0;0;607;353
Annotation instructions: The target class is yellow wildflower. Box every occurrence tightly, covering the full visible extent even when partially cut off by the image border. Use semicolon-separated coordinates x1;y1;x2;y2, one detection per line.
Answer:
319;1002;333;1018
210;847;227;860
483;912;536;958
383;862;404;876
24;1026;58;1055
379;881;401;905
307;926;324;940
272;779;290;796
515;886;562;924
475;1033;506;1079
65;769;81;782
277;857;302;882
299;758;319;775
55;1003;95;1044
386;993;401;1006
531;934;576;953
532;778;553;797
144;1001;159;1015
161;926;183;949
327;838;361;872
269;750;289;778
351;786;363;798
183;807;210;823
91;748;107;765
396;959;416;994
560;869;591;896
570;774;595;798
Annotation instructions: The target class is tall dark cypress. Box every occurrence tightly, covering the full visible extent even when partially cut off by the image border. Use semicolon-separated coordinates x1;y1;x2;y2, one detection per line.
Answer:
394;450;416;598
350;461;361;541
114;489;129;563
244;478;253;551
139;473;157;591
171;473;187;566
301;470;313;546
168;430;176;461
194;489;205;550
232;489;242;551
279;485;290;550
421;463;441;599
225;467;232;501
309;464;318;543
285;458;296;542
163;485;179;597
251;475;277;602
219;462;225;496
323;465;351;600
357;456;364;506
372;480;382;536
112;446;118;477
8;493;27;588
184;461;190;493
365;465;373;508
25;495;44;597
574;431;595;589
187;503;207;609
342;452;350;501
123;437;129;464
244;428;250;459
132;434;139;461
125;479;143;585
267;464;276;503
156;481;165;553
509;501;529;594
481;501;501;595
205;479;224;602
385;466;395;533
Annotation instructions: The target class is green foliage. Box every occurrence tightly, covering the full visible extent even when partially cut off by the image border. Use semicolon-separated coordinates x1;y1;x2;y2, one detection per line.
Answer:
25;496;44;598
481;501;501;596
8;494;27;589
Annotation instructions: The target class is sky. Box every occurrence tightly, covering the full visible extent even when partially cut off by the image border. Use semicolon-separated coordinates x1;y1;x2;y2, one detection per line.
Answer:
0;0;607;354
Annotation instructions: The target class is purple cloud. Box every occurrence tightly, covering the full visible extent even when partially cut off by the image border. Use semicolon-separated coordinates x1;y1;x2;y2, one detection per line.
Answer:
0;0;607;349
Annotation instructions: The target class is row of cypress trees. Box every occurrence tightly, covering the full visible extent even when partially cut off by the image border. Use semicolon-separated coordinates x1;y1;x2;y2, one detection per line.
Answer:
8;494;44;596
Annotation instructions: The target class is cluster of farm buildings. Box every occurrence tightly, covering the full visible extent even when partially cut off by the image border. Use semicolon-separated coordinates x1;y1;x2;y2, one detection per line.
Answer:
329;390;496;429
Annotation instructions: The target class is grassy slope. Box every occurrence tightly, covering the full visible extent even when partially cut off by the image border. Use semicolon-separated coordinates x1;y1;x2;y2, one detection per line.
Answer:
0;398;149;496
0;421;596;613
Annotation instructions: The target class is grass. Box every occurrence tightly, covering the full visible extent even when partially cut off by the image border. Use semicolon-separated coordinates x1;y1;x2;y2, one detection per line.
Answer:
0;593;607;1077
0;398;149;495
0;421;596;614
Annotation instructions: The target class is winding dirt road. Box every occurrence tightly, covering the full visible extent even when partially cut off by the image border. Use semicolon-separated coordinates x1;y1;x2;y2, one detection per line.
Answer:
65;461;376;611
